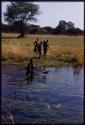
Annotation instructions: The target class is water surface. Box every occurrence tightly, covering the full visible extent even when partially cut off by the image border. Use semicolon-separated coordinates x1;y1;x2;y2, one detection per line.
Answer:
2;64;84;124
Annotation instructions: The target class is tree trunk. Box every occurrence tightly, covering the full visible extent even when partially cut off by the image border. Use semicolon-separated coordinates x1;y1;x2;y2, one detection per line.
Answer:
18;20;25;38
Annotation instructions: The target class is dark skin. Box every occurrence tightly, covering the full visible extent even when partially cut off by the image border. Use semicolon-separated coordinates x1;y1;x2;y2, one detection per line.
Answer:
34;41;38;54
26;59;34;77
30;59;34;73
26;63;30;77
33;38;39;54
43;40;49;59
38;41;42;59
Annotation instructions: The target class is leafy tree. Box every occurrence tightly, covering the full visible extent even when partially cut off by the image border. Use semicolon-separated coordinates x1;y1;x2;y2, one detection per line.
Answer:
66;21;75;30
4;2;40;37
66;28;75;35
54;20;76;35
27;24;40;34
42;26;53;34
74;28;83;35
55;20;67;34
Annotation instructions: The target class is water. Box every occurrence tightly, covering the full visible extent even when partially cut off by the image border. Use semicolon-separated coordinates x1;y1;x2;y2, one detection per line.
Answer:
2;64;84;124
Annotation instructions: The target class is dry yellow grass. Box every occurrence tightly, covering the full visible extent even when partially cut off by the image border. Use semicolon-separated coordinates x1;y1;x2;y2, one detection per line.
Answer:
2;33;84;66
2;44;33;57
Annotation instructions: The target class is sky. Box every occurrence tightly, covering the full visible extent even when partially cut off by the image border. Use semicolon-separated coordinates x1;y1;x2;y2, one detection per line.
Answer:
1;2;84;30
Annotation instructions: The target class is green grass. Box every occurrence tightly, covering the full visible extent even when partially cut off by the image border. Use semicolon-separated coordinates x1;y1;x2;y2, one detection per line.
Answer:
2;33;84;67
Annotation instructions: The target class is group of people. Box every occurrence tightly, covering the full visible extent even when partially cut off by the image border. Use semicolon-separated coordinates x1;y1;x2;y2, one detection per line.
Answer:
26;38;49;78
33;38;49;59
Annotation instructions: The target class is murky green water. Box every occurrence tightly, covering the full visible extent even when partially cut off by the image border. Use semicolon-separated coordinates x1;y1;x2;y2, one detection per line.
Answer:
2;64;84;124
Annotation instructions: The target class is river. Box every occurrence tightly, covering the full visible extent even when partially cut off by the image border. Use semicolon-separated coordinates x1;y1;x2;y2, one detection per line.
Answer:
2;64;84;124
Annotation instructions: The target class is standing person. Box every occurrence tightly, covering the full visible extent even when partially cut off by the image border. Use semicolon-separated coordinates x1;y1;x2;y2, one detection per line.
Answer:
43;40;49;59
33;38;39;55
38;41;42;59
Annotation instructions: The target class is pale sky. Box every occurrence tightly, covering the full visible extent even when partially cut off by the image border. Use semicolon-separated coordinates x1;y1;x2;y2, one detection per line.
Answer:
1;2;84;30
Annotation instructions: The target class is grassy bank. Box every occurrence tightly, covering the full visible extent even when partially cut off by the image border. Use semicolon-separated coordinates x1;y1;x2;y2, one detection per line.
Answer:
2;33;84;67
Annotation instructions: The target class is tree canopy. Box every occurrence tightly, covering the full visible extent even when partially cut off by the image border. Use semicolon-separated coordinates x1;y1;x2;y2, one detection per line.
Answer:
4;2;40;37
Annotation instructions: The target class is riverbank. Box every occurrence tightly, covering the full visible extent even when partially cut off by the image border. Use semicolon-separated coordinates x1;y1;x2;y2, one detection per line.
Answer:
2;33;84;67
2;58;83;68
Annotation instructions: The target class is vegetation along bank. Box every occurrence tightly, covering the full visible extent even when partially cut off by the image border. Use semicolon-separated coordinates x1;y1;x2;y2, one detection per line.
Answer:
2;33;84;67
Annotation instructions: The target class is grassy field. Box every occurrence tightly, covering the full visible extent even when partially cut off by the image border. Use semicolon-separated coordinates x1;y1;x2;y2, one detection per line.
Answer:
2;33;84;67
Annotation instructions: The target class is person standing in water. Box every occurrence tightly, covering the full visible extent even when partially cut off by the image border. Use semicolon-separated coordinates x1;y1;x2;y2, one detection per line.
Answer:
26;59;34;78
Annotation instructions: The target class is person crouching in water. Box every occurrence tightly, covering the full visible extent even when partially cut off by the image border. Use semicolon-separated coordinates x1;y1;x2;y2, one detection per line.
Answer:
26;59;34;78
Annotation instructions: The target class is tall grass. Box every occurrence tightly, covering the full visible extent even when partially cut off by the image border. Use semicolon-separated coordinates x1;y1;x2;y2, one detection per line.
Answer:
2;33;84;67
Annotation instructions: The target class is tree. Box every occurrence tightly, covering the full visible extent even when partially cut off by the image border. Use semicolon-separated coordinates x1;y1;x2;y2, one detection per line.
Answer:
41;26;53;34
27;24;40;34
66;21;75;30
55;20;67;34
4;2;40;37
74;28;83;35
54;20;76;35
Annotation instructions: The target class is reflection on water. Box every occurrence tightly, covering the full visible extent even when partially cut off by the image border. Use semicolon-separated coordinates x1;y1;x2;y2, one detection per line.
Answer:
2;64;84;124
26;73;34;84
